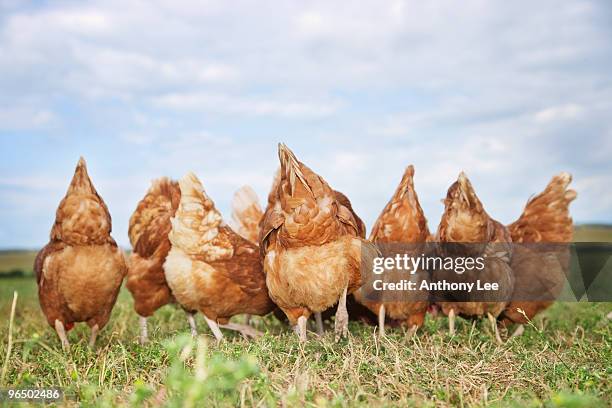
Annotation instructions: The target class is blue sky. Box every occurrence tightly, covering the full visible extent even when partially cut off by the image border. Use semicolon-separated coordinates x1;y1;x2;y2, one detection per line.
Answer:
1;0;611;249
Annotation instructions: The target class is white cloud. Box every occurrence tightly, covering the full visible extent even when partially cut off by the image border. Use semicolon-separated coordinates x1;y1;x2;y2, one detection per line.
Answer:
0;106;58;130
534;104;585;123
152;92;342;118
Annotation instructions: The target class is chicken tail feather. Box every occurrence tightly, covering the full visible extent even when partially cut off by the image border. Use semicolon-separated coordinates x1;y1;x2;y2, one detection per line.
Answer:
231;185;263;243
169;172;233;260
509;172;577;243
66;157;96;195
128;177;180;256
278;143;312;196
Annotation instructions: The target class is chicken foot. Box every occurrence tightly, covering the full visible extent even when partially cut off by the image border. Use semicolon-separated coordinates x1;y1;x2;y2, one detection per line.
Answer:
219;322;263;339
334;286;349;341
315;312;324;336
294;316;308;342
139;316;148;345
54;319;70;351
378;304;386;337
89;324;99;348
203;316;263;341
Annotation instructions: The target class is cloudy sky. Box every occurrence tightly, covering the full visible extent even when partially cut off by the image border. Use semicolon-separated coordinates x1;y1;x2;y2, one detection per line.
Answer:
1;0;611;249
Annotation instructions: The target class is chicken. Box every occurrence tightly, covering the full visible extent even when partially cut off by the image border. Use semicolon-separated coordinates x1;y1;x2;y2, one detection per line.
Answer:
34;158;127;350
500;173;576;330
126;178;198;344
231;185;264;243
260;143;378;341
353;165;430;336
236;173;369;334
433;172;513;342
163;172;276;341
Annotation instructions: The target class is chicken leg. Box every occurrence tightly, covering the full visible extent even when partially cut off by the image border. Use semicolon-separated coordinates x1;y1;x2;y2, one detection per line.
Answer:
88;324;99;348
294;315;308;342
448;308;456;336
186;311;198;338
203;316;224;341
511;324;525;338
203;316;263;341
378;304;386;337
487;313;503;344
315;312;324;336
54;319;70;351
334;286;349;341
139;316;148;345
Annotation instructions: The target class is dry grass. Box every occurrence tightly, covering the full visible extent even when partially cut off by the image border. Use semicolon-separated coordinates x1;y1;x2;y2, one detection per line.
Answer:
0;276;610;407
1;233;610;407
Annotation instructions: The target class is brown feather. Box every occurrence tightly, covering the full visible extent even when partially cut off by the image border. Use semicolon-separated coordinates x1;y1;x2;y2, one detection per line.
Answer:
164;173;275;322
261;144;374;325
35;157;126;331
126;178;181;317
501;173;576;324
434;172;513;319
231;185;264;243
354;165;430;328
508;172;576;243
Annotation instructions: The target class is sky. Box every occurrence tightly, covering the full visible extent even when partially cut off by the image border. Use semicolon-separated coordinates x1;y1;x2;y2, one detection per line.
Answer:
0;0;611;249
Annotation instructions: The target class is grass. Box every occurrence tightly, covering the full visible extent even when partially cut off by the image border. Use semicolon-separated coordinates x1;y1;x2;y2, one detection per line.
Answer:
0;277;610;407
0;228;611;407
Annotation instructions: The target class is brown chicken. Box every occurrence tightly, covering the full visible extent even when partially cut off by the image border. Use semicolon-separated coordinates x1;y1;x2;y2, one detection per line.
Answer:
353;165;430;336
231;185;264;243
126;178;199;344
34;158;127;350
260;144;378;341
500;173;576;330
163;172;275;340
236;174;370;334
433;172;513;342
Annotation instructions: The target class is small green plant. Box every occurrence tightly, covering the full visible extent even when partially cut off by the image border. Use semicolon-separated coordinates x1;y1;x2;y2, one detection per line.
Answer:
130;334;259;407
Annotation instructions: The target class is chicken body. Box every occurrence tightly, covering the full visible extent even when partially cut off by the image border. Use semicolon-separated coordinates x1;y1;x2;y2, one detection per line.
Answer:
164;173;275;340
501;173;576;325
260;144;377;340
433;173;513;341
125;178;198;343
353;165;430;335
35;158;126;350
127;178;180;317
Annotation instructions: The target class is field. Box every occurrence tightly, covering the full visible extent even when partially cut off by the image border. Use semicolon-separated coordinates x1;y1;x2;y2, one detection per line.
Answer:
0;250;37;276
0;228;611;407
